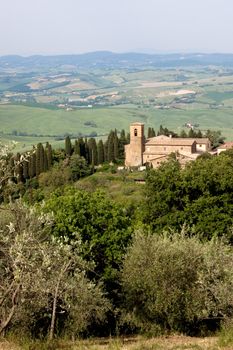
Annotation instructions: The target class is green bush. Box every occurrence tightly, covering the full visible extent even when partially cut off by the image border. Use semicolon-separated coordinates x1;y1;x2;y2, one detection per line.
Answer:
122;232;233;335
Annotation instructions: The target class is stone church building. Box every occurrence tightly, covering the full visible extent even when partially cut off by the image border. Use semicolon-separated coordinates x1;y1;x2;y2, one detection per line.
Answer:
125;122;211;168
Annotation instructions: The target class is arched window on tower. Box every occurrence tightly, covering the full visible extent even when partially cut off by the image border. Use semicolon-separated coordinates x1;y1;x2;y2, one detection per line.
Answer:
134;128;138;136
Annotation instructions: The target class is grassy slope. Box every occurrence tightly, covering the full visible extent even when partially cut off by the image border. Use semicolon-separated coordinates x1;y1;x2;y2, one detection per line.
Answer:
1;103;233;141
0;335;230;350
1;66;233;147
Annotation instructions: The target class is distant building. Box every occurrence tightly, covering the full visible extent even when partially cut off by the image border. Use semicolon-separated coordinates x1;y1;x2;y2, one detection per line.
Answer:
125;122;211;168
217;142;233;155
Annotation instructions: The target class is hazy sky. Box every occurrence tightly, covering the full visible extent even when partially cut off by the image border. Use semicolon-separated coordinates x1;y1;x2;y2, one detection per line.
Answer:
0;0;232;56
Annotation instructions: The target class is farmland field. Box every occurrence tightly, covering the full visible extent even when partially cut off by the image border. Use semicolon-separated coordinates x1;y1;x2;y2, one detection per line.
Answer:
1;52;233;149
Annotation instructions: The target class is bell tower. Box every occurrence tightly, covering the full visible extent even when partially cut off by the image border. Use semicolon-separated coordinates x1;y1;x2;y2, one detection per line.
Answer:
125;122;145;166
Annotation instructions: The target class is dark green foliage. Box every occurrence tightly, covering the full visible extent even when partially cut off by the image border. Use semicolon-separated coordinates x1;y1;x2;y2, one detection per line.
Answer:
97;140;104;164
157;125;177;137
29;152;36;178
46;142;53;169
36;143;43;176
118;129;128;159
143;154;233;240
69;154;91;181
107;131;115;162
122;232;233;334
113;130;119;160
88;138;98;166
16;153;24;183
44;189;132;291
180;129;188;138
148;127;156;138
74;139;81;155
65;135;72;156
188;128;196;138
23;159;29;180
205;129;225;148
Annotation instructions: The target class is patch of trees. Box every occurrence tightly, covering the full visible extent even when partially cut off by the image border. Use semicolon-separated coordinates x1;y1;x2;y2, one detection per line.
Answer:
122;232;233;335
143;152;233;240
0;202;109;339
64;129;129;165
1;140;233;340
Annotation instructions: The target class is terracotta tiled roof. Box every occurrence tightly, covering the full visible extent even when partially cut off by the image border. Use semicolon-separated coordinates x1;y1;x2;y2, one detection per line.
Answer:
189;138;210;144
146;136;196;146
131;122;144;126
218;142;233;149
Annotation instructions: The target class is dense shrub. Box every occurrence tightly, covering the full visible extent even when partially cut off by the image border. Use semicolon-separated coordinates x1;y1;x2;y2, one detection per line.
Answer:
122;232;233;334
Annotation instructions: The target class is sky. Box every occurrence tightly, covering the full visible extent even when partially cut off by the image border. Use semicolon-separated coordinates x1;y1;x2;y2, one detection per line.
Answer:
0;0;233;56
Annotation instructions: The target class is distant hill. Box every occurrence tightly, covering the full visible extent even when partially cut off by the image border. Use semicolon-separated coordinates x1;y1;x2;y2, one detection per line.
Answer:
1;52;233;70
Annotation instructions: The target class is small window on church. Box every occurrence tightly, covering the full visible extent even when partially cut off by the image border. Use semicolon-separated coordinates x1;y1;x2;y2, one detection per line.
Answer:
134;128;138;136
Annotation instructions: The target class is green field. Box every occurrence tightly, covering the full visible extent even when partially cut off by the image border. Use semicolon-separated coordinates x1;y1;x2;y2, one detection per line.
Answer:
1;62;233;148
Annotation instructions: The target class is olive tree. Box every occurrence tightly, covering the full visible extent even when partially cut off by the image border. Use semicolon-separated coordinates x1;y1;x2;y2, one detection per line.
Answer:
0;202;110;338
122;231;233;334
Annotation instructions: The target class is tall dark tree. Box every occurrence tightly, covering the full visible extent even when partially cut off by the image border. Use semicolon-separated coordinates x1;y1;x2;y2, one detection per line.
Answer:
36;143;44;176
147;127;152;138
88;138;98;166
23;159;29;180
46;143;53;170
74;139;81;155
188;129;196;138
44;152;48;172
107;131;115;162
151;128;156;137
29;152;36;179
15;153;24;183
65;136;72;157
118;129;127;159
180;129;188;138
84;138;89;163
97;140;104;165
113;132;119;161
196;130;203;138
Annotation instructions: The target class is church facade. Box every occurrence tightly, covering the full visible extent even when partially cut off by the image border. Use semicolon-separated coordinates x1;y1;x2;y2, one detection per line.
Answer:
125;122;211;168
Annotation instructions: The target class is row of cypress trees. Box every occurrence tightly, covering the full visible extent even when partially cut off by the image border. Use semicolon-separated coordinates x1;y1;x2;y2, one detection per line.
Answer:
12;129;129;184
14;142;53;183
65;129;129;165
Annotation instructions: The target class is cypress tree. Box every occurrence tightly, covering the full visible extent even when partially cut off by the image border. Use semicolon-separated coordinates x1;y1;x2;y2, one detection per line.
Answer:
118;129;127;159
16;153;24;183
180;129;188;138
44;152;48;172
84;138;89;163
113;133;119;160
40;144;45;173
97;140;104;165
65;136;72;157
78;138;85;157
36;143;42;176
148;127;152;138
151;128;156;137
23;159;29;180
46;143;53;169
88;138;98;166
29;152;36;178
188;129;195;138
9;156;15;179
196;130;203;138
74;140;81;155
107;131;115;162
